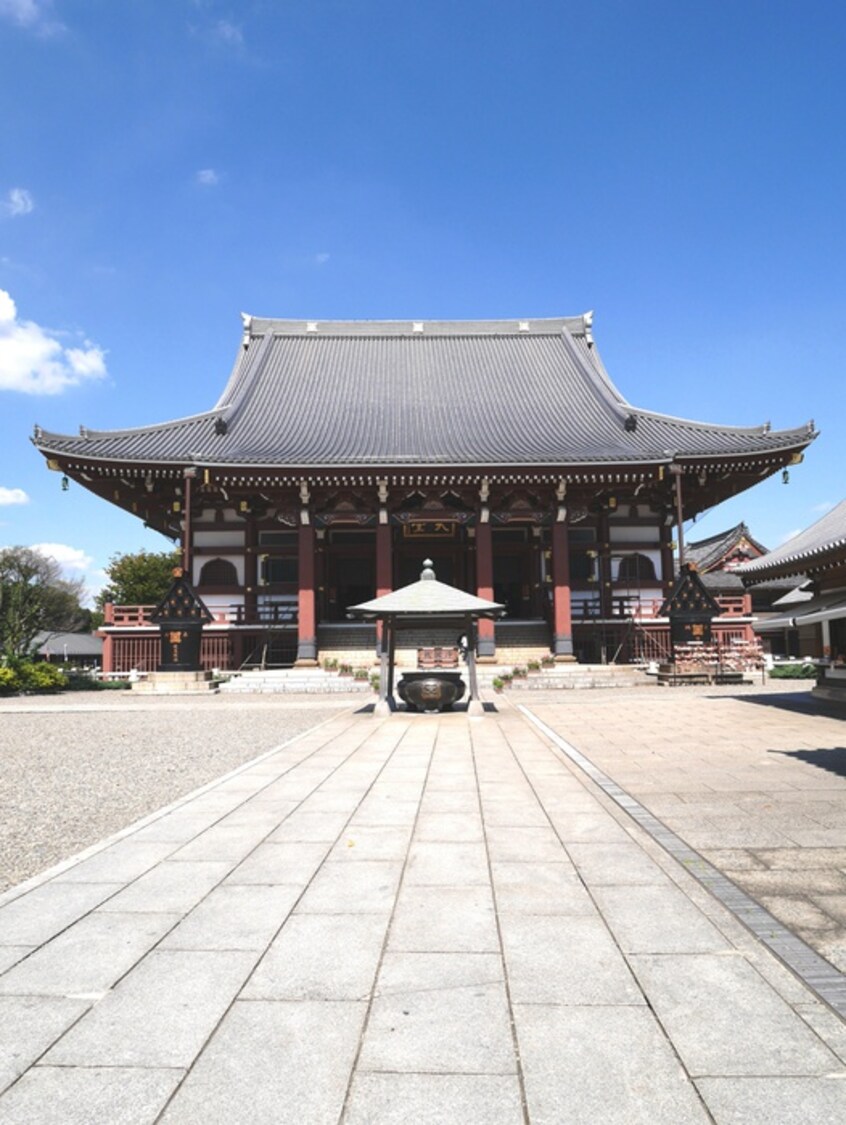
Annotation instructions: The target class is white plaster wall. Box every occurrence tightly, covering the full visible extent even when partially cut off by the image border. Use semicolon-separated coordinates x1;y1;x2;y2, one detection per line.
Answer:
609;525;660;544
194;530;245;547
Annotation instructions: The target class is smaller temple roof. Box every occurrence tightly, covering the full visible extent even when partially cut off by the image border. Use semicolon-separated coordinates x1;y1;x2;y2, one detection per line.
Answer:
687;523;768;574
737;499;846;583
350;560;504;619
754;589;846;632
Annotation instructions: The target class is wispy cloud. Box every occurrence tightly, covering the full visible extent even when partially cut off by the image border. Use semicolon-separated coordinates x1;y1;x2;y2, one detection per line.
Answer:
0;486;29;506
189;15;246;54
811;501;835;515
778;528;802;545
196;168;219;187
0;0;64;36
314;252;331;266
0;289;108;395
1;187;35;218
211;19;243;48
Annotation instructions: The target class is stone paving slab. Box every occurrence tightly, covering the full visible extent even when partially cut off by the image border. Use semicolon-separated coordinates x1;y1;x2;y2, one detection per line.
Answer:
158;1000;366;1125
2;691;846;1122
515;1004;711;1125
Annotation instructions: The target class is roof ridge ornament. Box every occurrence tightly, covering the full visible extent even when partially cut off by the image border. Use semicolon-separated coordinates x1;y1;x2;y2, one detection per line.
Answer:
583;310;594;346
421;559;435;581
240;313;252;348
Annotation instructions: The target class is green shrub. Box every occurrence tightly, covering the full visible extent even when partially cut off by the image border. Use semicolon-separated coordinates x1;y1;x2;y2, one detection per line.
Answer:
0;667;20;694
65;673;130;691
0;661;68;694
512;666;527;678
527;660;541;672
768;663;818;680
492;676;504;691
16;662;67;693
353;667;369;680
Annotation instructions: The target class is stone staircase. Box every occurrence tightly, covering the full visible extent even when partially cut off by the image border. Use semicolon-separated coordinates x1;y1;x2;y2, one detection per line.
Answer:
219;663;650;695
219;669;373;695
481;664;650;691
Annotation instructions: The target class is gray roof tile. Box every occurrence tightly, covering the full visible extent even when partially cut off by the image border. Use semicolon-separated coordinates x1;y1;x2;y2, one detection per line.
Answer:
34;316;816;470
737;499;846;580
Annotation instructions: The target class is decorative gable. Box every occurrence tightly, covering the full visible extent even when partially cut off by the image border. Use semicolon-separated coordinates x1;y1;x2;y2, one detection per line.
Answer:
150;570;213;626
660;565;722;620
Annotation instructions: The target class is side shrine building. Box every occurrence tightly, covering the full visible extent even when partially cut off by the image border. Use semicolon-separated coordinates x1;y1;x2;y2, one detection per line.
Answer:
33;314;817;673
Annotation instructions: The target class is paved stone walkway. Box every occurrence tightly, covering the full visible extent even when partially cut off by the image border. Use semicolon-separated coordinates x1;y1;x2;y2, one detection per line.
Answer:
2;695;846;1123
526;685;846;972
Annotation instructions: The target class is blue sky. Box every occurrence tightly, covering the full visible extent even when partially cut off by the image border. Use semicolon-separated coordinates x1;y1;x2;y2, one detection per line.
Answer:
1;0;844;602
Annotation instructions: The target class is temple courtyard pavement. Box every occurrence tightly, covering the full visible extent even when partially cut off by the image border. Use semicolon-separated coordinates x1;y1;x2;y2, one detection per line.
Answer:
2;684;846;1122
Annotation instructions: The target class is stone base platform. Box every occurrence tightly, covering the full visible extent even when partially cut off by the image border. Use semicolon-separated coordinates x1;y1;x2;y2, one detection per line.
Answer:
131;671;218;694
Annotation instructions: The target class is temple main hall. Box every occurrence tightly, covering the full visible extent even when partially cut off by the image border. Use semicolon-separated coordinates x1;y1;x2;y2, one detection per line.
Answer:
33;313;817;672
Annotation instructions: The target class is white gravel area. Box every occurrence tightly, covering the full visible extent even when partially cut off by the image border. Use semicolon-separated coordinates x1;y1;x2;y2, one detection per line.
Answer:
0;692;360;893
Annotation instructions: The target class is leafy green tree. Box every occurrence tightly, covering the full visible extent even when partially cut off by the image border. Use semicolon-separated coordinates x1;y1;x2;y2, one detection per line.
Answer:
96;549;181;609
0;547;86;659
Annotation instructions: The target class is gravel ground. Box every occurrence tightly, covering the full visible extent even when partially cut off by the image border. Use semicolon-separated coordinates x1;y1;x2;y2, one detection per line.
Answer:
0;692;359;893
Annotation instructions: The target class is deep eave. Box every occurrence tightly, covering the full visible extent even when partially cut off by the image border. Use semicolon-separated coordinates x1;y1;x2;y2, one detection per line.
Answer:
737;499;846;584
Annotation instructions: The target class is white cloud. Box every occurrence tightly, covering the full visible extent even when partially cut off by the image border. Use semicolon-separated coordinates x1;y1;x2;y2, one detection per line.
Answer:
0;0;64;35
1;187;35;218
314;252;330;266
778;529;802;545
196;168;219;186
0;486;29;506
31;542;93;572
212;19;243;47
0;288;108;395
811;501;835;515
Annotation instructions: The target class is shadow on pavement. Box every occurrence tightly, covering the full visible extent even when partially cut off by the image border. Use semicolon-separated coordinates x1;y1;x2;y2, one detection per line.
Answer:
717;690;846;720
354;701;499;715
770;746;846;777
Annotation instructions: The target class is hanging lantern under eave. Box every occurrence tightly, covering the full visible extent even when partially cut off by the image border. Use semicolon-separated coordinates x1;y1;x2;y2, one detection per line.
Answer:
61;475;69;491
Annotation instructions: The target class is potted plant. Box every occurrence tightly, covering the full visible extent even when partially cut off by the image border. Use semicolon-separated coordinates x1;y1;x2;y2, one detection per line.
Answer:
492;676;504;693
527;660;541;673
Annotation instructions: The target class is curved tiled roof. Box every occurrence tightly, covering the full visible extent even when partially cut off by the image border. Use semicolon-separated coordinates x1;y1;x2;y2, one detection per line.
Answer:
737;499;846;581
33;316;816;469
687;523;769;573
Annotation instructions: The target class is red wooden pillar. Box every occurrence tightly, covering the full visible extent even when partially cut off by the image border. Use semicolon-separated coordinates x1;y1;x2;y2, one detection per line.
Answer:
181;468;195;581
244;515;258;624
551;519;575;659
376;522;392;597
375;521;392;646
659;521;675;596
296;521;318;664
598;512;612;619
475;520;496;659
101;632;114;675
